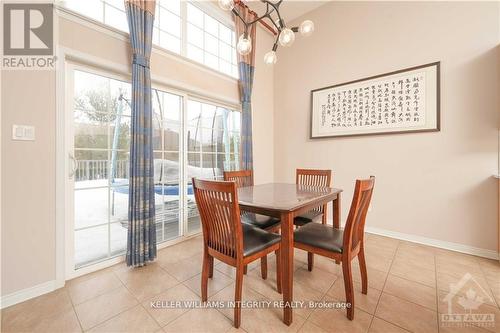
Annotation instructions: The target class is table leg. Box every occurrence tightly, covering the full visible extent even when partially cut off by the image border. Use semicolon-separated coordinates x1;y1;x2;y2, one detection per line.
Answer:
333;193;341;229
333;194;341;264
281;212;294;326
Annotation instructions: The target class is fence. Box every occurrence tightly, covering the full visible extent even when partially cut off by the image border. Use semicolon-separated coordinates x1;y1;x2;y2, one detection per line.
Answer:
76;160;129;181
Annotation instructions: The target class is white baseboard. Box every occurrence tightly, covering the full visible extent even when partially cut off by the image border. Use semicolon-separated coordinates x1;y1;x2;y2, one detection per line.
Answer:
0;280;58;309
365;226;499;260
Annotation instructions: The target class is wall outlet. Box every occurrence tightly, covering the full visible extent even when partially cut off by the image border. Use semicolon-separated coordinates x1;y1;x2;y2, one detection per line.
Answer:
12;125;35;141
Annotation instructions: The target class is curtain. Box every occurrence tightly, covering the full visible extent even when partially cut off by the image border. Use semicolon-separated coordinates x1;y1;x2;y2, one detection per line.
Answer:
234;8;256;171
125;0;156;267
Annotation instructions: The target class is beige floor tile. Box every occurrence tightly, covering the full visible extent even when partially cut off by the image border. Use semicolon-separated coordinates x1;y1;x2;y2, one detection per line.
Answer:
31;308;82;333
162;308;233;333
368;317;410;333
437;260;484;279
366;234;400;250
389;258;436;287
383;274;437;310
437;271;497;307
435;249;482;266
298;320;328;333
74;286;138;330
143;284;200;327
351;262;388;291
209;282;268;321
117;264;179;301
183;269;234;298
375;293;438;333
160;252;203;282
364;243;397;260
393;251;435;271
285;281;324;319
326;279;381;314
304;253;343;276
156;238;203;266
363;252;393;273
440;326;492;333
437;290;500;333
293;265;338;294
397;241;436;256
67;269;123;305
308;301;372;333
89;305;160;332
239;307;307;333
1;288;74;332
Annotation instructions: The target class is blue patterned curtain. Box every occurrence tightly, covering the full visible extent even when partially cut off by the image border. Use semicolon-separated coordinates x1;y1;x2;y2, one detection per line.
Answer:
234;8;256;171
125;0;156;267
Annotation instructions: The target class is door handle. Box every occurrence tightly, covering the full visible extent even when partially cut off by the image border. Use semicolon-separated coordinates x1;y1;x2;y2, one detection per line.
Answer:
69;152;78;179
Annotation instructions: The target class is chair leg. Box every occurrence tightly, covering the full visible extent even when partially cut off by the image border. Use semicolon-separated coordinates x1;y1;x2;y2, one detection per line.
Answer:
208;255;214;279
276;249;282;294
201;250;210;302
358;248;368;294
243;265;248;274
342;259;354;320
260;256;268;279
234;264;244;328
307;252;314;271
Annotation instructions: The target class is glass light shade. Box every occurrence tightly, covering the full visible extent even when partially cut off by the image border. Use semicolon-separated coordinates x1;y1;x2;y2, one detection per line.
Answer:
279;28;295;47
218;0;234;11
299;20;314;37
263;51;277;65
237;34;252;55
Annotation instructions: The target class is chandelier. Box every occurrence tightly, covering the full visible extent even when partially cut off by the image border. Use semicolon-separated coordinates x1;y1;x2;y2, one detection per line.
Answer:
218;0;314;65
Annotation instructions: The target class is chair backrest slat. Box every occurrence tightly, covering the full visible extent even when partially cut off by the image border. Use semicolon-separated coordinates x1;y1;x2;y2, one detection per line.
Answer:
223;170;254;188
193;178;243;259
296;169;332;213
343;176;375;253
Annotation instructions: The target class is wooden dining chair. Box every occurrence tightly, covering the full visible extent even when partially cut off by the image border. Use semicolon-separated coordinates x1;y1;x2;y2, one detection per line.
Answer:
224;170;281;278
192;178;282;328
295;169;332;227
294;176;375;320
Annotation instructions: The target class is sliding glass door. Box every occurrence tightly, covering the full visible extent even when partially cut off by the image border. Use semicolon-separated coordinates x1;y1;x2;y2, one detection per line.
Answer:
68;64;240;273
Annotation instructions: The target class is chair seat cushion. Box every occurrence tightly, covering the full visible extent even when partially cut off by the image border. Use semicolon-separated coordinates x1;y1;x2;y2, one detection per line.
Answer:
241;212;280;230
294;210;323;226
294;223;344;253
242;224;281;257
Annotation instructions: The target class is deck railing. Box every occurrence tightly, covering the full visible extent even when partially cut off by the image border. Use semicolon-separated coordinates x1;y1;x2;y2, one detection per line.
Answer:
75;160;129;181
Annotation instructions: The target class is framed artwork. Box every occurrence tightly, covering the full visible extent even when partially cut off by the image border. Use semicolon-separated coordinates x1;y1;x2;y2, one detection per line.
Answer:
310;62;440;139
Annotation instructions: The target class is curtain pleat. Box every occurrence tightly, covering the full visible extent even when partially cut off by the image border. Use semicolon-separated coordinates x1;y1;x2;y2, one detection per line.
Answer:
234;7;256;171
125;0;156;267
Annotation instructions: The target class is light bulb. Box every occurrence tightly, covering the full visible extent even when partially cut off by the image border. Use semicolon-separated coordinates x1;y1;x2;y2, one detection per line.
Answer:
278;28;295;47
299;20;314;37
263;51;277;65
237;34;252;55
218;0;234;11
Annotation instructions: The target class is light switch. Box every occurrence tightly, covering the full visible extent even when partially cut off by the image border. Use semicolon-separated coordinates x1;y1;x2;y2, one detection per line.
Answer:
12;125;35;141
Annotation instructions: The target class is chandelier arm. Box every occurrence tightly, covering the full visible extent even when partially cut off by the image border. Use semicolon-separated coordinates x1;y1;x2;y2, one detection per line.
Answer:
264;0;284;27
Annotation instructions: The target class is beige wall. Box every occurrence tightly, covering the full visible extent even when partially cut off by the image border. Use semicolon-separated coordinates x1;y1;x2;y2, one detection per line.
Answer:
274;1;499;251
1;13;274;297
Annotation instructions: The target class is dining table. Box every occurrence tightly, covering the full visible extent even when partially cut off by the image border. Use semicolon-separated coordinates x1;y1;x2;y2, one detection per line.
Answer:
237;182;343;325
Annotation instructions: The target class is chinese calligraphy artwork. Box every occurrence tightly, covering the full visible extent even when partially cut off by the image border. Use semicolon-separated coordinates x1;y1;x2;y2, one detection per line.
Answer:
311;62;440;138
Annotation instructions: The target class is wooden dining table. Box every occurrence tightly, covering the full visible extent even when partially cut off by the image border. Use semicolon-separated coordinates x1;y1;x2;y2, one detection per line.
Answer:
237;183;343;325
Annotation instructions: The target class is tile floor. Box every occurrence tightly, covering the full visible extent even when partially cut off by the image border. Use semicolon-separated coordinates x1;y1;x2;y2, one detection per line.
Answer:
2;233;500;333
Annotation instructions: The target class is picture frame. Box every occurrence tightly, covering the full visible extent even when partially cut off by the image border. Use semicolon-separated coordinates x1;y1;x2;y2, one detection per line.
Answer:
310;62;440;139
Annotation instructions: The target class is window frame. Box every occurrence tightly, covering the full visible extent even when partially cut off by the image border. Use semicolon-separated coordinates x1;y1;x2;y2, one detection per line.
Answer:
60;0;239;79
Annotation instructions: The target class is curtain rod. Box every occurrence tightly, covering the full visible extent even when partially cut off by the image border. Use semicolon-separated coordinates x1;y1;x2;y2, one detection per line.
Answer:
234;0;278;35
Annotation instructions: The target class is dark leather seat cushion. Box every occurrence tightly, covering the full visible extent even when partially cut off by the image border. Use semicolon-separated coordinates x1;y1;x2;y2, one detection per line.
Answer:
294;210;323;226
294;223;344;253
241;212;280;230
242;224;281;257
